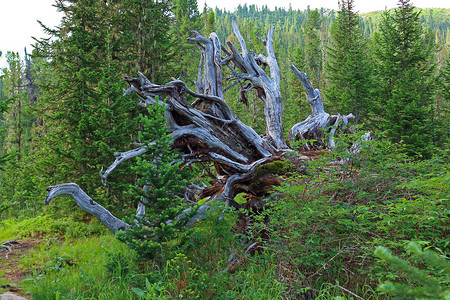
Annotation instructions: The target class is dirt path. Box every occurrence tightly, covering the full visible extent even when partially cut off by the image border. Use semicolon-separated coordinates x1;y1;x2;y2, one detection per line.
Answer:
0;239;42;299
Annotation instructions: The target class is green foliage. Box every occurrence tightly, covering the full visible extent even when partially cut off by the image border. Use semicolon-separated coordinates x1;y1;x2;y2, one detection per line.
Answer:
375;242;450;299
0;52;43;218
104;248;137;281
117;101;195;261
120;0;176;82
3;130;448;299
436;57;450;148
373;0;437;158
215;6;448;151
302;9;323;89
255;159;292;176
262;131;449;295
130;252;288;299
33;0;180;215
0;2;449;299
20;235;141;299
203;7;216;34
11;201;289;299
325;0;373;123
170;0;201;87
128;202;288;298
0;215;108;241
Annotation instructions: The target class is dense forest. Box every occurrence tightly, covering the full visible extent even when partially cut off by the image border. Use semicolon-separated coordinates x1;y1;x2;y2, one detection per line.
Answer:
0;0;449;299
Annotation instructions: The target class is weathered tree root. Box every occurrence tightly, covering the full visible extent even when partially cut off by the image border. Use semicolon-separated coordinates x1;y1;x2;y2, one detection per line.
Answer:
289;64;354;148
43;18;356;245
45;183;131;233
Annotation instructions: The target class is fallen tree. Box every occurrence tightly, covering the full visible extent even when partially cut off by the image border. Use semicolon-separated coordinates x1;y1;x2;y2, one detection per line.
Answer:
45;16;354;234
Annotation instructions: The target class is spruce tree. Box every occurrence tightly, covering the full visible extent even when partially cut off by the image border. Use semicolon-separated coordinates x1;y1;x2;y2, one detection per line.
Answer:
120;0;176;83
302;9;323;89
170;0;201;86
375;242;450;299
325;0;372;123
436;57;450;147
35;0;139;211
285;45;310;125
0;52;40;216
374;0;436;158
117;101;194;261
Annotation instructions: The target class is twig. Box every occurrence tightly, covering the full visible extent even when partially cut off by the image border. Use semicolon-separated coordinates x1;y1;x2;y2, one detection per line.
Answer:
307;248;345;279
334;285;365;300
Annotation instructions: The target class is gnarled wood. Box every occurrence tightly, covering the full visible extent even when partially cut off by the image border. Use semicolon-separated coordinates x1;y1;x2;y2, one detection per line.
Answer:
289;64;355;148
45;183;216;231
223;16;287;150
44;18;357;243
45;183;131;233
100;146;149;185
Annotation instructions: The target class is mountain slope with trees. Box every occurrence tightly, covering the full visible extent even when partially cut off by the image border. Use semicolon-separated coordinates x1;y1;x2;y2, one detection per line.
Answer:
0;0;448;298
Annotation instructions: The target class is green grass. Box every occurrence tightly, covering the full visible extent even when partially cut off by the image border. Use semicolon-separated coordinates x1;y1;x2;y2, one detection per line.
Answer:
0;268;9;294
20;234;140;299
0;218;17;241
1;137;448;299
0;215;109;242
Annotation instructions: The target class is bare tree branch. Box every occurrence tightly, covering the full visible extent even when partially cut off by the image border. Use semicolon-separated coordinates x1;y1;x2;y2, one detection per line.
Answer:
101;146;150;186
45;183;131;233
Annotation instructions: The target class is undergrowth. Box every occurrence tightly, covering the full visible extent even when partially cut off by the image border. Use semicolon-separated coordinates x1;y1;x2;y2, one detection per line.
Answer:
1;133;448;299
0;214;108;241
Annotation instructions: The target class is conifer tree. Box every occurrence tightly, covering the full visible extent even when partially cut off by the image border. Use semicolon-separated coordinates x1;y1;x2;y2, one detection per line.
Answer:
325;0;372;123
0;52;40;216
120;0;176;83
285;45;310;124
35;0;139;210
117;101;194;261
1;52;27;157
436;57;450;147
441;58;450;114
302;9;323;89
202;6;215;35
375;242;450;299
374;0;436;157
170;0;201;86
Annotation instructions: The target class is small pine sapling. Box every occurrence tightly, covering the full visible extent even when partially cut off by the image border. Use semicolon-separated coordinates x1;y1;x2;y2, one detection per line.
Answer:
375;241;450;299
117;99;196;261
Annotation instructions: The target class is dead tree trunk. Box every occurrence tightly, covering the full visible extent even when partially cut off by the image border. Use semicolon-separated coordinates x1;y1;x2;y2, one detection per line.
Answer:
25;48;38;107
45;183;130;233
289;64;354;149
225;16;288;150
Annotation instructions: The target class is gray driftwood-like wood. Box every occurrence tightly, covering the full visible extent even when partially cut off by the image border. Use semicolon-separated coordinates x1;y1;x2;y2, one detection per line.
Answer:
45;183;131;233
100;146;149;185
289;64;354;148
44;18;356;236
225;16;288;150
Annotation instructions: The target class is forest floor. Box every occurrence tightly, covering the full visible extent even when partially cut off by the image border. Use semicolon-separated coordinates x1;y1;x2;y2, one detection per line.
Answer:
0;143;447;299
0;239;42;299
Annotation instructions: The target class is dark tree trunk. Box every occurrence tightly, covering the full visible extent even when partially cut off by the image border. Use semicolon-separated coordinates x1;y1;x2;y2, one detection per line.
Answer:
25;48;38;107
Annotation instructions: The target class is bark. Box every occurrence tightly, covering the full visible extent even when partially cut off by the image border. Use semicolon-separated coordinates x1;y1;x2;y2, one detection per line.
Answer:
45;183;215;232
44;22;285;230
224;16;288;150
289;64;354;148
100;145;149;186
45;183;130;233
